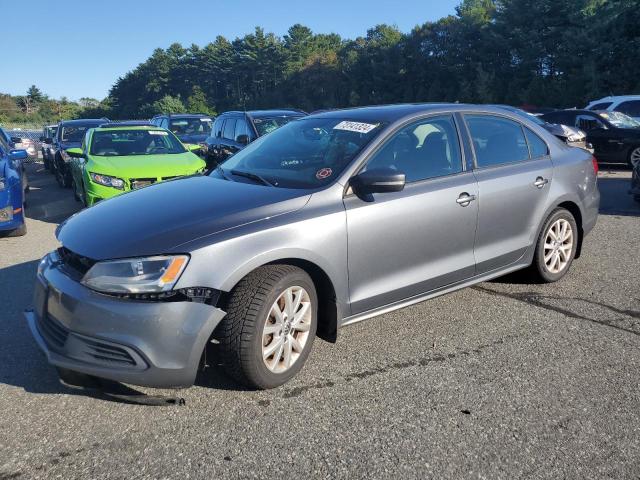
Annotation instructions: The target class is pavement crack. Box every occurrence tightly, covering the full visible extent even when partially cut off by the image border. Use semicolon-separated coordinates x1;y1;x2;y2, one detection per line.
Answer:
473;285;640;337
273;335;518;401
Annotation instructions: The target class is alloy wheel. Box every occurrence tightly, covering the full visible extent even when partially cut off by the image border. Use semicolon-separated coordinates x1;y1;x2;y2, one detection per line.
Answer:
630;147;640;168
262;286;312;374
543;219;574;274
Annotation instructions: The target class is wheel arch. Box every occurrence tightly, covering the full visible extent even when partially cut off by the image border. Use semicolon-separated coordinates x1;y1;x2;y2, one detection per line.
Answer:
219;254;341;343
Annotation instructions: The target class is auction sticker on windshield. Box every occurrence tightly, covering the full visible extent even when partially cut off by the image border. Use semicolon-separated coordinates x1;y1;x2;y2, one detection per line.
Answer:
149;130;169;135
333;121;379;134
316;167;333;180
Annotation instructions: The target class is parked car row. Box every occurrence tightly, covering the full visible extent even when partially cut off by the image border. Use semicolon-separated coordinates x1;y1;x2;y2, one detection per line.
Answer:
541;109;640;168
24;103;602;391
0;126;29;236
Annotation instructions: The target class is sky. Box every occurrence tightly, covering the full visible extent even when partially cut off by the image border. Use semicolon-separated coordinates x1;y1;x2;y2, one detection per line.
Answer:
1;0;459;101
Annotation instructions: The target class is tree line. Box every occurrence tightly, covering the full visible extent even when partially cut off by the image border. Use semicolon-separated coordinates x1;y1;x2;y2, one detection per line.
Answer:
2;0;639;125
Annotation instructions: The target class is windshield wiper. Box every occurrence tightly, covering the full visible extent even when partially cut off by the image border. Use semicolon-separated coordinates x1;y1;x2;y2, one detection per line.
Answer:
215;166;231;181
230;169;275;187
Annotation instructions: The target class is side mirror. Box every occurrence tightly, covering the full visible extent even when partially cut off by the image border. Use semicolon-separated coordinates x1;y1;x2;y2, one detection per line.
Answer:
350;168;406;196
44;137;53;144
236;134;250;146
9;149;28;160
10;136;22;144
66;147;84;158
186;144;201;152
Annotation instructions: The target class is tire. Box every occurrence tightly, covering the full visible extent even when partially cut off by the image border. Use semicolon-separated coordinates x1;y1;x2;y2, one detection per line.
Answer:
216;265;317;389
629;146;640;169
71;178;81;202
529;208;578;283
7;222;27;237
55;157;71;188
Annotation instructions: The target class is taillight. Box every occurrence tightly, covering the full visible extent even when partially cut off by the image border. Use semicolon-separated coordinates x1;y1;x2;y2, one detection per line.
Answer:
591;156;599;174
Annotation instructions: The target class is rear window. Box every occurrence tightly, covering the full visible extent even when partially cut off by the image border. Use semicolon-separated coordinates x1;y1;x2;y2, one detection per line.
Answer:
60;123;102;142
466;115;530;167
253;115;302;136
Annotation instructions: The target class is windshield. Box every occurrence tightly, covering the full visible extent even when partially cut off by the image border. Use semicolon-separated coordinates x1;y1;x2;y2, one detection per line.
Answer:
598;111;640;129
169;118;212;136
253;115;303;136
214;117;386;189
90;129;187;156
61;124;101;143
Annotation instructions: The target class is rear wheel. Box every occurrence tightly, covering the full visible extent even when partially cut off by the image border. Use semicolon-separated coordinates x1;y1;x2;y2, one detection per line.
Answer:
215;265;317;389
529;208;578;283
629;147;640;169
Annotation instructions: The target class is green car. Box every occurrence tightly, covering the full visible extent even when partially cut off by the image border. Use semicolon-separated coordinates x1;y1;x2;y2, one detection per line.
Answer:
67;124;206;206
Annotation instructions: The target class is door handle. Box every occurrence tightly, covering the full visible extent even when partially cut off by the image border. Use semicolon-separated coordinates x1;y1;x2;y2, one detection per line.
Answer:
456;192;476;207
534;177;549;188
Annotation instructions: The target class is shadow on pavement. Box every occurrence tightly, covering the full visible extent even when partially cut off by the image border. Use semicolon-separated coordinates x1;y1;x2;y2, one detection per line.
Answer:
24;163;81;225
598;172;640;217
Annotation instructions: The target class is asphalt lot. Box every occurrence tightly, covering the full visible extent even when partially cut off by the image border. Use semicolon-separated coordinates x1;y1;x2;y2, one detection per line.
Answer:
1;163;639;479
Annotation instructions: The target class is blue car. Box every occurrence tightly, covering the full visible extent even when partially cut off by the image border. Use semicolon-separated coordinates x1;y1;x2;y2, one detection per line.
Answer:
0;130;29;236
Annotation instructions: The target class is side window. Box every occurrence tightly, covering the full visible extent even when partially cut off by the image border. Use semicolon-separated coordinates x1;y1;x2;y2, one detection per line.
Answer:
234;119;248;142
364;115;463;183
616;101;640;117
589;102;613;111
576;114;604;131
524;128;549;158
223;118;237;140
212;118;223;138
159;118;168;129
466;115;529;167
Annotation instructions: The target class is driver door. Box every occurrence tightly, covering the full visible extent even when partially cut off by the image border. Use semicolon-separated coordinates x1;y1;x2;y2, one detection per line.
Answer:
344;115;478;315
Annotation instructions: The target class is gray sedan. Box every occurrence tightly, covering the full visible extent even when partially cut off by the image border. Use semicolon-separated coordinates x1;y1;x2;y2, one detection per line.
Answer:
25;104;600;390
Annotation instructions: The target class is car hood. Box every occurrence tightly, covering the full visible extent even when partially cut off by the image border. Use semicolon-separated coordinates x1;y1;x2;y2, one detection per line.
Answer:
57;175;311;260
543;123;586;139
177;133;208;144
89;152;204;178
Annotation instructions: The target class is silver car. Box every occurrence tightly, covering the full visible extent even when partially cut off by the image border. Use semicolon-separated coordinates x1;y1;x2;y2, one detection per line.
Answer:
25;104;600;389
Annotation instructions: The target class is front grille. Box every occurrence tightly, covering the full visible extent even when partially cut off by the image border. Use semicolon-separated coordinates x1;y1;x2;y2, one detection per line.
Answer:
57;247;95;276
37;314;69;349
81;338;137;366
130;178;156;190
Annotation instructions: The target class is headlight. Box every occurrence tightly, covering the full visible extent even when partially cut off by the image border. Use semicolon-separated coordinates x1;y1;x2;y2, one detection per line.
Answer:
89;172;125;190
82;255;189;294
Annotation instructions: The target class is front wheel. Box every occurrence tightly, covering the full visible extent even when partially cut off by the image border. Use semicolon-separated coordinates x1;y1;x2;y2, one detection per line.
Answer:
216;265;317;389
529;208;578;283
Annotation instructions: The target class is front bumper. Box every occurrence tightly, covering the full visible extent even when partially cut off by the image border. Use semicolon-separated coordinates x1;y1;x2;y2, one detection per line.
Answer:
25;252;227;388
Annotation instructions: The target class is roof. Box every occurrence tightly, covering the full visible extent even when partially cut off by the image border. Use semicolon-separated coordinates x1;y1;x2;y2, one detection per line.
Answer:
99;121;153;128
93;125;160;132
590;95;640;102
218;109;306;118
305;103;499;123
152;113;213;119
59;118;109;126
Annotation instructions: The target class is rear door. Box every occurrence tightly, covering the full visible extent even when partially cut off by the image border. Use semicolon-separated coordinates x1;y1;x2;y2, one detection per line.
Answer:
464;114;553;274
345;114;478;314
